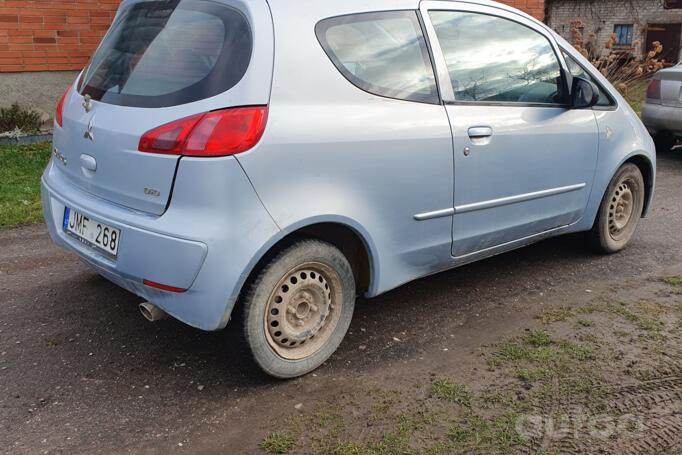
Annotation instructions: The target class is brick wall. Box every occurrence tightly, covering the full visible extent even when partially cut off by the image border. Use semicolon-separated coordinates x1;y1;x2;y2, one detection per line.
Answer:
547;0;682;61
0;0;544;74
0;0;119;73
503;0;546;20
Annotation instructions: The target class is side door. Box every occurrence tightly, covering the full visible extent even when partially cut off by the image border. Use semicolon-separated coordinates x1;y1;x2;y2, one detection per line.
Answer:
420;2;600;258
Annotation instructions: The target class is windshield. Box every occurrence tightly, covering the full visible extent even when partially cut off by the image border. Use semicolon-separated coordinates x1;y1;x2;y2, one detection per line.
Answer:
79;0;252;108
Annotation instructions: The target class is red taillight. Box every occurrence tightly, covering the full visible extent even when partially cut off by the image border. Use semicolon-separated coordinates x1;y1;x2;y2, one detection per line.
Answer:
55;86;71;128
139;113;204;155
143;279;187;293
646;80;661;100
139;106;268;157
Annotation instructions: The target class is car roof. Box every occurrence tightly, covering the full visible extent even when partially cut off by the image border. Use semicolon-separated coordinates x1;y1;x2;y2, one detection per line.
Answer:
266;0;545;30
116;0;548;39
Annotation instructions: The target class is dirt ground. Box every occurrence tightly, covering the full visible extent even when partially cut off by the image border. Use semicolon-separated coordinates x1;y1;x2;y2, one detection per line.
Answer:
1;150;682;455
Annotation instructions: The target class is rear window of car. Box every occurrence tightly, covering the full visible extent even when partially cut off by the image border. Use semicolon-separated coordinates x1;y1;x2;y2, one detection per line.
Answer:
315;11;439;104
78;0;252;108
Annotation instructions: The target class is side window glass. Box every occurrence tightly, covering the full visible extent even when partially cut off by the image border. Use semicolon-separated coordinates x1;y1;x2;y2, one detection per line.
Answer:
429;11;565;105
561;50;615;107
316;11;439;104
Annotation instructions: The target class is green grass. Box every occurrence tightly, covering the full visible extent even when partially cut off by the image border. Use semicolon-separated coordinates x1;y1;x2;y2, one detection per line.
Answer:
576;318;594;328
606;300;664;335
261;388;526;455
661;276;682;287
447;412;524;453
623;79;648;116
535;306;575;324
0;141;51;227
488;329;597;390
260;431;297;454
430;379;473;407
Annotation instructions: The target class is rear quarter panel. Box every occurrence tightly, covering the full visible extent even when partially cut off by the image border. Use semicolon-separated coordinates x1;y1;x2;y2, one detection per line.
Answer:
237;0;456;296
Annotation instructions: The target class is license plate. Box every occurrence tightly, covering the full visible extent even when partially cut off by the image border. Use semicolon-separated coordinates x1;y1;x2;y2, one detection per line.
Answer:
63;207;120;258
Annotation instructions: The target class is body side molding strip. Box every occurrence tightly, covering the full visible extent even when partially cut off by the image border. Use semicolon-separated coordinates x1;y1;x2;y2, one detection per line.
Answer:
454;183;586;214
414;183;586;221
413;208;456;221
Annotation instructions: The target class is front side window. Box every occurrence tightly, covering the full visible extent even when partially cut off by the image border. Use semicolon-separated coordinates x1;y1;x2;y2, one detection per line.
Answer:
316;11;439;104
561;50;615;107
429;11;565;105
79;0;252;108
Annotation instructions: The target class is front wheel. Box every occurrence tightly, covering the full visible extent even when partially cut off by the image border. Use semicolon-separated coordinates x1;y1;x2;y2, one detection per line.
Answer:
242;239;356;378
590;163;645;254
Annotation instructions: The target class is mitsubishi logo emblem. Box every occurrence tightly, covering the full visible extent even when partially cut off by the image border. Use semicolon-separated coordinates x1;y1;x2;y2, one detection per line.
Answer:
82;94;93;113
84;117;94;141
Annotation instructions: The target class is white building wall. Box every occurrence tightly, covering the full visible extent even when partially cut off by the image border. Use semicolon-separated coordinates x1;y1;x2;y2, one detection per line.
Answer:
547;0;682;61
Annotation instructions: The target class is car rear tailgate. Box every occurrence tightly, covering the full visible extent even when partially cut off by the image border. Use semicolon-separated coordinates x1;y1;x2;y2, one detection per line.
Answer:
53;0;274;216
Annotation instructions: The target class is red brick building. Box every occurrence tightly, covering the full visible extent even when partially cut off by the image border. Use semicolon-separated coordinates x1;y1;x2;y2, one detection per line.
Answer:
0;0;545;73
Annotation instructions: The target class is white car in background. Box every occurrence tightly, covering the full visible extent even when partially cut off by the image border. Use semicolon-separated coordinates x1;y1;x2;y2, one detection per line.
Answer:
642;63;682;152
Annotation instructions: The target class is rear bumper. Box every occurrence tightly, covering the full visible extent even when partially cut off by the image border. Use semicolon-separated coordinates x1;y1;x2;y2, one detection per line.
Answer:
641;103;682;136
41;155;280;331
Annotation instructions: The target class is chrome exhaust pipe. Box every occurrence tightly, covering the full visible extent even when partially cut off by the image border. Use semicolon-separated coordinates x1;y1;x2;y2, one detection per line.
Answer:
139;302;169;322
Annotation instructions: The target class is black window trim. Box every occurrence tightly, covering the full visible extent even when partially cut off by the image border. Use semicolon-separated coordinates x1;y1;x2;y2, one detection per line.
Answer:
559;47;618;111
315;9;442;106
429;9;571;109
77;0;253;109
416;10;444;105
443;100;569;108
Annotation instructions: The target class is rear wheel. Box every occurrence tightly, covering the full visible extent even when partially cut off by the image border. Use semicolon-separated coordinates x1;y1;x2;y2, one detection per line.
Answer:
653;132;676;153
591;163;645;254
243;240;355;378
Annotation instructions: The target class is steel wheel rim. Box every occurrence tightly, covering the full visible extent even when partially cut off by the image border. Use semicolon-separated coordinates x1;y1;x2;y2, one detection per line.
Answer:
608;178;637;241
264;262;343;360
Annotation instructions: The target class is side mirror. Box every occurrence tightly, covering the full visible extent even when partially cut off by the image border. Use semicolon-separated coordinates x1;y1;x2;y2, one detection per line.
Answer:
571;77;599;109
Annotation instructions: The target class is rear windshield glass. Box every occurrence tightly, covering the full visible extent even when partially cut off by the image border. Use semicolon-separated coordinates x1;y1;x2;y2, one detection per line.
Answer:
78;0;252;108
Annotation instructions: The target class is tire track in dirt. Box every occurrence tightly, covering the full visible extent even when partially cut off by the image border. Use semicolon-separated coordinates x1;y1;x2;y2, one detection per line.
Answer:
604;377;682;455
527;377;682;454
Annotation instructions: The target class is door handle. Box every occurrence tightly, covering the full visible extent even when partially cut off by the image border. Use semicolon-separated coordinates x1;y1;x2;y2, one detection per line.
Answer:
468;126;493;139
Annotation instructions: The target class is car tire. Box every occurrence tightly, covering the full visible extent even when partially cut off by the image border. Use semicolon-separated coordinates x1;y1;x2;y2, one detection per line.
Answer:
590;163;645;254
653;133;676;153
242;239;356;379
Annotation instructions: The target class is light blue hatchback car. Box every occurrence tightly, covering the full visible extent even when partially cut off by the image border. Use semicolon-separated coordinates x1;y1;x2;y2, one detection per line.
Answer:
42;0;656;378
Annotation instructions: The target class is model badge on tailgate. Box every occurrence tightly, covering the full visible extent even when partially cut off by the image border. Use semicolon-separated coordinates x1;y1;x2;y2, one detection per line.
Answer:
53;148;67;166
